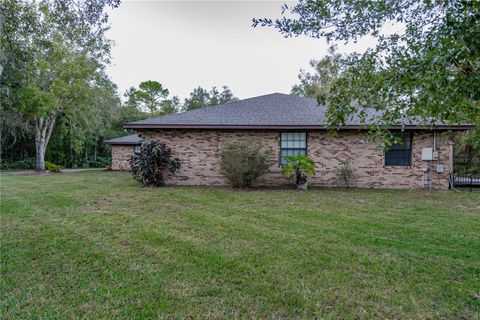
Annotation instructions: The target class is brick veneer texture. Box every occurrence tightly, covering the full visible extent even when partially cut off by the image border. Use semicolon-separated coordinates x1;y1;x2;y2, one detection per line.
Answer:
111;145;134;171
112;129;451;190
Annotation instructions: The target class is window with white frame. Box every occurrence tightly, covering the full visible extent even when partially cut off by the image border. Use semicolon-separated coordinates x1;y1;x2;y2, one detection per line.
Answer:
133;145;141;153
280;132;307;165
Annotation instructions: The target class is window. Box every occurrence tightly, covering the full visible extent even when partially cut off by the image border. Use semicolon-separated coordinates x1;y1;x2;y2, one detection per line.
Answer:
133;145;141;153
385;133;412;166
280;132;307;165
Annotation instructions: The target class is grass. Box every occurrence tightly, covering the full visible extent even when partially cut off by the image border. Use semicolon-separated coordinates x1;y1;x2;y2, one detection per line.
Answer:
1;171;479;319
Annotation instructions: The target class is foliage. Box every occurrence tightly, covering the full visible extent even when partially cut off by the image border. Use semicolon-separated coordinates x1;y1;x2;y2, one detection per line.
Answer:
337;160;355;188
125;81;181;116
133;81;170;116
254;1;480;134
1;0;120;171
282;155;316;187
220;142;272;188
0;111;33;163
291;45;343;99
0;157;36;170
45;161;62;173
183;86;238;111
128;140;181;187
454;126;480;174
86;156;111;168
159;96;181;115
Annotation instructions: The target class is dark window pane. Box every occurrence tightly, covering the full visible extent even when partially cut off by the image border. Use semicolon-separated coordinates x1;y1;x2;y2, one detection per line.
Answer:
385;133;412;166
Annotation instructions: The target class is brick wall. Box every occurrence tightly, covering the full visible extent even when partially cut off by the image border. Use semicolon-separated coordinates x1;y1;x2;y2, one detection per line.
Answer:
132;129;451;190
111;145;134;170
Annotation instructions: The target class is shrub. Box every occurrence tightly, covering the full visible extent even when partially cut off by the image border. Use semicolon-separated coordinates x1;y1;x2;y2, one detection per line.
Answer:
1;157;36;170
88;156;111;168
45;161;62;173
128;140;181;187
220;142;272;188
337;160;355;188
282;155;316;189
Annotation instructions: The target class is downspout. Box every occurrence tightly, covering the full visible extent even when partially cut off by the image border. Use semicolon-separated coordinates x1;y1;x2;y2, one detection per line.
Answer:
448;138;454;189
448;138;454;173
432;131;436;190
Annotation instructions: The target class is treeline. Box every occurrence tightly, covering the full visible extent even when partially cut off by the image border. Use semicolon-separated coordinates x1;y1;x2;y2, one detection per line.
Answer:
1;76;237;169
0;0;237;170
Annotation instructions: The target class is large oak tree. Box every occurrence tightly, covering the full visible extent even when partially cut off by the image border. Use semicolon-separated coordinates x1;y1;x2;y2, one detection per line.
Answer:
1;0;120;171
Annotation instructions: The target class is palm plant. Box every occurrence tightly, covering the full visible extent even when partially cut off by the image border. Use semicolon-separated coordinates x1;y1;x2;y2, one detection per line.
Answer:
282;155;316;189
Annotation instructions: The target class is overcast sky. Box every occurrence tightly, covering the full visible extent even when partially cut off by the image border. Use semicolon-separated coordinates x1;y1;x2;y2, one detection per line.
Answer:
106;1;377;101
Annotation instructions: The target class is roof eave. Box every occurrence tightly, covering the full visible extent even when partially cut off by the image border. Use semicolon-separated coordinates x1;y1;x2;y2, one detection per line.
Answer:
103;141;140;145
123;123;474;131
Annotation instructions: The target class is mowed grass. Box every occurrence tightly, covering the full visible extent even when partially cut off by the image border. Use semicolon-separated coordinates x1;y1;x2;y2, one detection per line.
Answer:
1;171;479;319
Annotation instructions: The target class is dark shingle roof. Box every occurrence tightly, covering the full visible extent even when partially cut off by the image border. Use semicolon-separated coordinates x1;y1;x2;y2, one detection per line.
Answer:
104;134;141;145
123;93;471;130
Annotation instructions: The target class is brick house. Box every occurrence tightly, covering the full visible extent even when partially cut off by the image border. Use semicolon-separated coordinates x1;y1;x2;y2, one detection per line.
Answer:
108;93;472;190
104;134;141;171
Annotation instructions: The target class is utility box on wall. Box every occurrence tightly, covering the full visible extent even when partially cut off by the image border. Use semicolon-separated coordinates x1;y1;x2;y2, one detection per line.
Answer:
422;147;434;160
421;148;439;161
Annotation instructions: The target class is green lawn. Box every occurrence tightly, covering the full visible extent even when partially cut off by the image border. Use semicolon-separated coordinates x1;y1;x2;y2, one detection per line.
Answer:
1;171;479;319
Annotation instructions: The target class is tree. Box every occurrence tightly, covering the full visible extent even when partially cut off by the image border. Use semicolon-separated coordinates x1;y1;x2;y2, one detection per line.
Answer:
133;81;169;116
183;87;210;111
254;1;480;132
1;0;120;171
46;73;121;167
291;46;343;99
183;86;238;111
208;86;237;106
16;36;101;171
160;96;181;115
112;87;148;128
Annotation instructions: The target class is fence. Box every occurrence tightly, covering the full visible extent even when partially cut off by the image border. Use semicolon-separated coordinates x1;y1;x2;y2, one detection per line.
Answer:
450;172;480;190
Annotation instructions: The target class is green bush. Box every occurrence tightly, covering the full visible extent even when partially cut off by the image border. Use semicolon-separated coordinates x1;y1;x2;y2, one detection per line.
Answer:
46;161;62;173
282;155;316;189
88;156;111;168
128;140;181;187
337;160;355;188
0;157;36;170
220;142;272;188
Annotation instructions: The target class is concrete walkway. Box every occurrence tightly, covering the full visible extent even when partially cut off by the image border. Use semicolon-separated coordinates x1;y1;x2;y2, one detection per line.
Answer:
60;168;105;173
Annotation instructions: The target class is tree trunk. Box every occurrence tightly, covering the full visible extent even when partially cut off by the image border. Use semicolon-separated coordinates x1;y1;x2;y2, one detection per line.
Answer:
36;140;46;171
35;116;56;171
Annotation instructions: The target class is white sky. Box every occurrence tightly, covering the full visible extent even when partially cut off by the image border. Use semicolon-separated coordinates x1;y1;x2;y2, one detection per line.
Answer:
106;1;378;101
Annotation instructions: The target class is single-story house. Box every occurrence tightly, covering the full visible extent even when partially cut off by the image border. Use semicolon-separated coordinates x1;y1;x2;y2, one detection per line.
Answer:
107;93;472;190
104;134;141;170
